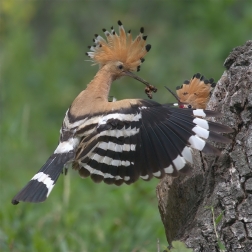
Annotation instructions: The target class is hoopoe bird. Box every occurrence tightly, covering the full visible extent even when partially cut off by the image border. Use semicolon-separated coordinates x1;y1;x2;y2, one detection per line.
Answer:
165;73;216;110
12;21;232;205
175;73;216;109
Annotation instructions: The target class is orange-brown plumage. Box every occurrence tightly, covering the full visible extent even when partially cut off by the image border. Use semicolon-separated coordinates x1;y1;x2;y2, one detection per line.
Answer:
87;21;150;72
68;21;153;118
176;73;216;109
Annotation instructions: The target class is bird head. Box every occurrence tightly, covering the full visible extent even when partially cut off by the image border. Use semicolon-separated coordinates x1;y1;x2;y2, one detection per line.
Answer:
86;21;156;97
86;20;151;72
176;73;216;109
165;73;216;109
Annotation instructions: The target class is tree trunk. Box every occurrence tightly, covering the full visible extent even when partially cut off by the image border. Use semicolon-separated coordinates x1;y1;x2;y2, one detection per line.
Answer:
157;40;252;252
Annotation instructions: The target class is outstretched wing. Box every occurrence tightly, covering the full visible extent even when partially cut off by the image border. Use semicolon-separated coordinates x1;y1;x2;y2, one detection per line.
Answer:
72;100;232;185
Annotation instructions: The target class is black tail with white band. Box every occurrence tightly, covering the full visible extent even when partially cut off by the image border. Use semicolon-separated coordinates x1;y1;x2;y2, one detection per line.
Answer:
12;99;232;204
12;152;74;204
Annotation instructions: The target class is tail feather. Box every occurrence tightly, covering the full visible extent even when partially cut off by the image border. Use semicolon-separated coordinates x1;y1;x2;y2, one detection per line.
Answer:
12;152;74;205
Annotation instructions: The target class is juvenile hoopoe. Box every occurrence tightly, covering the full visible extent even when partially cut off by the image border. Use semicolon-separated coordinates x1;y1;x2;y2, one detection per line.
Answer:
12;21;232;205
165;73;216;110
175;73;216;109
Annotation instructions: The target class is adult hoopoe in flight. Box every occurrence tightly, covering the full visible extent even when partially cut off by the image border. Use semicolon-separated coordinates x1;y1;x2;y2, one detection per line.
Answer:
12;21;232;205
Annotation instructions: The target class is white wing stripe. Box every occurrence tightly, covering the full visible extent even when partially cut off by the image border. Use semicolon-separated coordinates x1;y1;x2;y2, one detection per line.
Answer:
181;146;193;163
64;111;141;131
98;112;141;126
98;141;136;152
193;117;209;130
153;171;161;177
192;125;210;139
82;164;125;181
99;127;139;137
89;153;131;167
140;174;149;180
164;165;174;174
193;109;206;117
172;155;186;170
188;135;205;151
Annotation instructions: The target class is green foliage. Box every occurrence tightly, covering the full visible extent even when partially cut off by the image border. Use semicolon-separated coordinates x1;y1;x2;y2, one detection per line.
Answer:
215;211;225;226
206;206;226;251
217;239;226;251
1;1;251;251
164;241;193;252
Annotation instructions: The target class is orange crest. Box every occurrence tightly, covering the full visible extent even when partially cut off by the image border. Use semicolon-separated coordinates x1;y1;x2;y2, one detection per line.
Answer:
176;73;216;109
86;20;151;72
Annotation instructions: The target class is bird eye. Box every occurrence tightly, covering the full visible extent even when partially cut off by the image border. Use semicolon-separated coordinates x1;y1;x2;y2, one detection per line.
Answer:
118;64;123;70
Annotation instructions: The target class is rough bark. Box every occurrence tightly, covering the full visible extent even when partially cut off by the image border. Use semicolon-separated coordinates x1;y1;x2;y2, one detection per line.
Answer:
157;40;252;252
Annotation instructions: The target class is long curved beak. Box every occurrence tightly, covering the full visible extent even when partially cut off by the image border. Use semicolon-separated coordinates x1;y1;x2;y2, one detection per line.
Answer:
164;86;180;101
123;70;151;87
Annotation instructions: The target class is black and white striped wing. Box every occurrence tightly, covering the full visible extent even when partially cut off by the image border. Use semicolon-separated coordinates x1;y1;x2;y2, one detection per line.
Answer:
74;100;232;185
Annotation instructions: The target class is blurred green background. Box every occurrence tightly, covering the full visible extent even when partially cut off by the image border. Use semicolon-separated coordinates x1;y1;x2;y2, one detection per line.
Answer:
0;1;251;251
